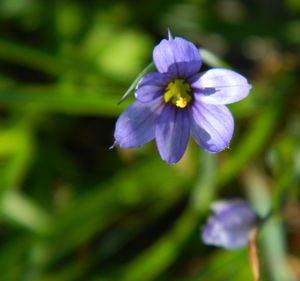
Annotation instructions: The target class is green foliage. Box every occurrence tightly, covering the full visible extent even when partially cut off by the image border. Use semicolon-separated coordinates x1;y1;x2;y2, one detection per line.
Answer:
0;0;299;281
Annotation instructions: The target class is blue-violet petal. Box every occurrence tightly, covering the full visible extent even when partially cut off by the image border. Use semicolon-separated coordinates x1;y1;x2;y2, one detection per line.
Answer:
153;36;202;78
189;98;234;153
191;68;252;104
155;104;190;164
135;72;169;103
202;199;259;249
114;98;164;148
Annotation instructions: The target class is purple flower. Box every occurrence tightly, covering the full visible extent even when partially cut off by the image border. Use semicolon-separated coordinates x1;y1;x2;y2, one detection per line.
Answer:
202;199;259;249
113;31;252;164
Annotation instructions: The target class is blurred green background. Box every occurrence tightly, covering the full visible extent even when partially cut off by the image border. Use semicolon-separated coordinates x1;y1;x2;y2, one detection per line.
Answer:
0;0;299;280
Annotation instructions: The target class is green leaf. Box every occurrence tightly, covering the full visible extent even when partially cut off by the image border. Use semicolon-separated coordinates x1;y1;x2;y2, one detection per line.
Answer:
118;62;155;104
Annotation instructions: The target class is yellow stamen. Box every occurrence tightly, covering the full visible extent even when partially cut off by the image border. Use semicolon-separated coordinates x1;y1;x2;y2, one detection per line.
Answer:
176;97;188;108
164;79;192;108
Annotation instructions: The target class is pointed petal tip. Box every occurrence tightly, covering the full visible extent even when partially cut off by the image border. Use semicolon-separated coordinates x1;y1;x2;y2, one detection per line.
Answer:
153;34;202;77
167;28;173;40
109;141;118;150
114;99;163;148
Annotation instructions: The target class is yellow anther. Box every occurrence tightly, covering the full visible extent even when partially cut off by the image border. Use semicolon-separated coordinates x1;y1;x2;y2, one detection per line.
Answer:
164;79;192;108
176;97;188;108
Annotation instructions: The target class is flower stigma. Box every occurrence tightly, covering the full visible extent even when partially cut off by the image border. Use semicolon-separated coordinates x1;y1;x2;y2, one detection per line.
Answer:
164;79;192;108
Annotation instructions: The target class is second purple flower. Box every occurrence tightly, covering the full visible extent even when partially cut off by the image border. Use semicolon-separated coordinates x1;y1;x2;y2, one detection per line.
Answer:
113;31;252;164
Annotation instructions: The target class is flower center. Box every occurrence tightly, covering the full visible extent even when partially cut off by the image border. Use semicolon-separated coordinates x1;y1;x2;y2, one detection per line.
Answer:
164;79;192;108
